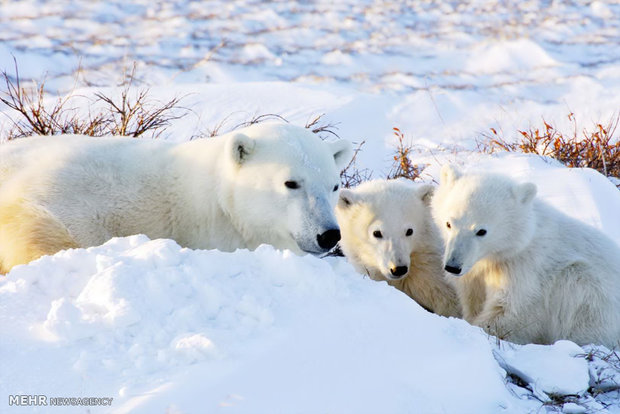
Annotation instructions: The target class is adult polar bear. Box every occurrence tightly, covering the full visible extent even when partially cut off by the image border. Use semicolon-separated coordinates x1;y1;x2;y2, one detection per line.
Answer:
432;165;620;347
0;123;352;273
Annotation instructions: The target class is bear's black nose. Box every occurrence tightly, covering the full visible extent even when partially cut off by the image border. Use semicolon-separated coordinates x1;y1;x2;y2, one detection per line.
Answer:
390;266;408;277
444;265;462;275
317;229;341;250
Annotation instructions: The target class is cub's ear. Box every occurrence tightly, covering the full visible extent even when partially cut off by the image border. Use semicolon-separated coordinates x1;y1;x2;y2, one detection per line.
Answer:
230;133;256;165
513;182;537;204
329;139;353;170
418;184;435;205
440;164;461;187
337;189;358;209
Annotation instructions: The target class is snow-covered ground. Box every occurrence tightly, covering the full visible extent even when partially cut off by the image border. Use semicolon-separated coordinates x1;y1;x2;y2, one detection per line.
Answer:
1;1;620;413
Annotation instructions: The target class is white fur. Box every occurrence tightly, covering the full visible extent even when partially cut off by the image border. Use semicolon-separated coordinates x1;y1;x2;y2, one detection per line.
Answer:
0;123;352;272
432;165;620;347
335;179;461;317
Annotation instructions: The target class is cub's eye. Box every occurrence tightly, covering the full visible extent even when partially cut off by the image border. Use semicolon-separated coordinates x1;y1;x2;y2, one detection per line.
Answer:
333;185;339;192
476;229;487;236
446;222;451;229
285;181;300;189
372;230;383;239
405;228;413;236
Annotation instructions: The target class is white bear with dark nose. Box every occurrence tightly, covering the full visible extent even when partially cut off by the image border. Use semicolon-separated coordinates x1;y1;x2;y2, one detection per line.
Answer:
432;164;620;347
0;122;352;273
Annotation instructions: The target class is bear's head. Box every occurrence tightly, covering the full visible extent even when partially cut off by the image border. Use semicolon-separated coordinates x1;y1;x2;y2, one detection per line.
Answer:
432;164;538;277
335;179;435;281
221;122;352;255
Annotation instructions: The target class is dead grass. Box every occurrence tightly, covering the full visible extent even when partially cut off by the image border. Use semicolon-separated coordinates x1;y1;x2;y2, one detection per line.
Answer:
93;65;185;138
231;113;289;132
386;127;426;181
200;113;289;138
202;111;365;188
1;60;186;140
305;113;340;139
1;60;107;139
580;346;620;396
478;113;620;184
200;112;340;140
340;140;373;188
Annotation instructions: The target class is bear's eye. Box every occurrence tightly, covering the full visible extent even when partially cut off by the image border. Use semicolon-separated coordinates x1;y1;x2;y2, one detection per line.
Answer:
285;180;300;189
333;185;339;192
476;229;487;236
405;228;413;236
446;222;451;229
372;230;383;239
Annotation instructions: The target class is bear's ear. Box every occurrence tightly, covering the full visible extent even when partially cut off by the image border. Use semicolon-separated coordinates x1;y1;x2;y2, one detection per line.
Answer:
230;133;256;165
440;164;461;187
329;140;353;170
513;182;537;205
418;184;435;205
337;189;358;209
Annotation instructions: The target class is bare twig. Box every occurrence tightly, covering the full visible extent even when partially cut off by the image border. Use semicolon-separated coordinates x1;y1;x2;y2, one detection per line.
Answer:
340;140;372;188
305;113;340;139
230;113;289;132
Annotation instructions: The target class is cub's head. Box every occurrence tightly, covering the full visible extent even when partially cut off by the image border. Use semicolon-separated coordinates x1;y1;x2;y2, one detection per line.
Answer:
432;164;537;277
335;179;435;281
221;122;352;255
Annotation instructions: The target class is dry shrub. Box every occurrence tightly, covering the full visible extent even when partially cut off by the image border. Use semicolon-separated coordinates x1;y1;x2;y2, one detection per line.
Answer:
305;113;340;139
201;112;339;140
231;113;288;132
479;113;620;183
1;60;186;140
1;61;108;139
94;65;185;138
200;112;364;187
200;113;289;138
387;127;426;181
340;140;372;188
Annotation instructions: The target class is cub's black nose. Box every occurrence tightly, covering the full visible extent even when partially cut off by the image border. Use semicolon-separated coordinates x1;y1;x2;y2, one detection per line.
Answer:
390;266;408;277
444;265;462;275
317;229;341;250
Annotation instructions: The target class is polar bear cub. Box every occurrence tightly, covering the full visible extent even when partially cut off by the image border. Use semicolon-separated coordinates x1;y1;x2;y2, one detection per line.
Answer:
335;179;461;317
432;165;620;347
0;123;352;273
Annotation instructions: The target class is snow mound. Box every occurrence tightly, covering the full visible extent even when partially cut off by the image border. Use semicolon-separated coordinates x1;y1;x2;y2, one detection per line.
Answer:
2;236;536;413
495;340;590;396
465;38;557;75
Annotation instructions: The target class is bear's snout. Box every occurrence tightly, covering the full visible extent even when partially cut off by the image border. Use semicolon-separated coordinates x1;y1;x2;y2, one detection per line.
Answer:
317;229;341;250
390;265;408;277
444;264;462;275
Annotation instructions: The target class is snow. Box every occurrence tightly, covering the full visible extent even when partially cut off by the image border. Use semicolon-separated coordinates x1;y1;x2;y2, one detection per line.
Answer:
1;0;620;413
495;340;590;396
0;236;531;413
464;39;557;75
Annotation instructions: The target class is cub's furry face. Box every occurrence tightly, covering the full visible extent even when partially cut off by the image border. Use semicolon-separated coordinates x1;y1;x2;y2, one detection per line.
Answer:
432;164;537;276
335;179;434;281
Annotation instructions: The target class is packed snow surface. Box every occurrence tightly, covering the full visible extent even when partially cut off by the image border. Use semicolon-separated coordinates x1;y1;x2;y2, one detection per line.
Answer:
0;236;525;413
1;0;620;413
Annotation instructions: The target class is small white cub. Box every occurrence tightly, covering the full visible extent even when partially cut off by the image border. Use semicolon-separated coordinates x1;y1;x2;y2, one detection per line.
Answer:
336;179;461;317
432;165;620;347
